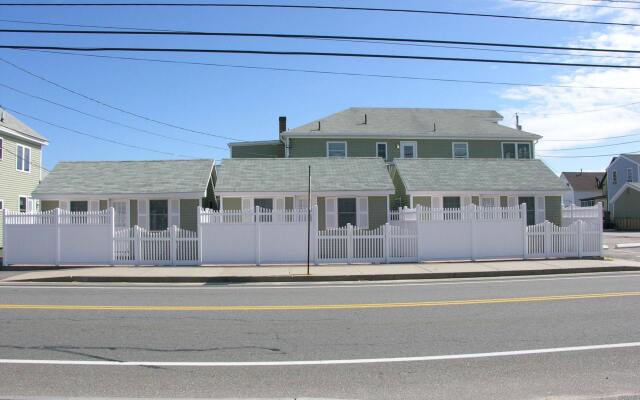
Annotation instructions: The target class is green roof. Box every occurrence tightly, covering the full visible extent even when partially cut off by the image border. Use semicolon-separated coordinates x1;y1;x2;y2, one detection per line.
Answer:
394;159;568;193
215;158;395;194
33;159;214;196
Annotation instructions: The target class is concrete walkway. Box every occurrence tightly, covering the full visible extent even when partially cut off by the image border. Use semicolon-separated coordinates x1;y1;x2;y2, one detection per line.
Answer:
2;258;640;283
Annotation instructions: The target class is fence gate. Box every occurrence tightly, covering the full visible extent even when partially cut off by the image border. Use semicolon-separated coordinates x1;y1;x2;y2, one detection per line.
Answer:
113;225;199;266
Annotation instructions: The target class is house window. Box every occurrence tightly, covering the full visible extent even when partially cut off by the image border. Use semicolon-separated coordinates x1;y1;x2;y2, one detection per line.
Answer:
612;171;618;185
254;198;273;210
480;196;497;207
327;142;347;157
16;144;31;172
581;199;595;207
443;196;461;209
19;196;27;213
517;143;531;159
337;198;357;227
502;143;516;159
376;142;387;159
452;142;468;159
502;143;531;159
70;201;88;212
627;168;633;182
149;199;168;231
400;141;417;159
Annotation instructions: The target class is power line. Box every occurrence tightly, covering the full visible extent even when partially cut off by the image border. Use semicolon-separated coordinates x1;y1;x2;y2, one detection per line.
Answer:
4;106;197;158
0;81;232;150
3;29;640;54
507;0;640;9
521;100;640;116
540;137;640;151
0;2;638;28
19;48;640;90
3;45;640;68
539;150;640;157
543;131;640;141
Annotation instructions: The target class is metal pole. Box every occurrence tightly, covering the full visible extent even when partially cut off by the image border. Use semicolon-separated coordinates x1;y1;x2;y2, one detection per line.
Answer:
307;164;311;275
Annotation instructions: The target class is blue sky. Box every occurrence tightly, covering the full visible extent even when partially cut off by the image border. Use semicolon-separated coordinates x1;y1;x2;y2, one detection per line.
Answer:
1;0;639;173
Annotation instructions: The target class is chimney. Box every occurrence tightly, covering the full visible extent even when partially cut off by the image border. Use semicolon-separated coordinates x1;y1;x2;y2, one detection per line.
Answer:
279;116;287;134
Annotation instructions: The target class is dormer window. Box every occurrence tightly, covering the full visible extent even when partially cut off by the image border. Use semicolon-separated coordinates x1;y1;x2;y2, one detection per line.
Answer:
502;142;531;159
327;141;347;157
452;142;469;159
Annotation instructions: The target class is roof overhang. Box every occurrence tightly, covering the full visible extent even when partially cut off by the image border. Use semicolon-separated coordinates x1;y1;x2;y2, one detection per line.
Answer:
405;190;567;197
0;125;49;146
33;191;206;200
282;132;541;141
216;190;394;197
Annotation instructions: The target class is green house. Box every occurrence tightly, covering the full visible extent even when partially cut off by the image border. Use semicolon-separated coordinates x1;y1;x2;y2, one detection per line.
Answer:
32;159;216;232
0;109;49;253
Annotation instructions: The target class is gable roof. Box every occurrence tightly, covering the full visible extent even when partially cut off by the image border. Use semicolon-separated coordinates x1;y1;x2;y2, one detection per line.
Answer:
560;172;605;192
394;158;567;193
33;159;214;197
622;153;640;164
283;107;541;140
0;109;48;144
215;158;395;194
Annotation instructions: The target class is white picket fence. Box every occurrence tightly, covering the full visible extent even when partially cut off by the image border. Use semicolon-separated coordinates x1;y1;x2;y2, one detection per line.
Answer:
2;203;603;266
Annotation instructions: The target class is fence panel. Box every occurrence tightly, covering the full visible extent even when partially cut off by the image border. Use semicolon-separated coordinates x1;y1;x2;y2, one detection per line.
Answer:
562;204;602;227
387;224;418;262
317;227;348;263
526;220;602;259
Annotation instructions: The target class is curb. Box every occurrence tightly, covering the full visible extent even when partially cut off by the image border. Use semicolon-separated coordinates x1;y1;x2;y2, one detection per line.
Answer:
6;266;640;284
615;243;640;249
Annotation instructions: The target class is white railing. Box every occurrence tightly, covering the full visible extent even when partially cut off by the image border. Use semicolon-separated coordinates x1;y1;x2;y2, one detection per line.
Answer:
113;225;199;266
200;207;310;224
416;205;523;222
526;220;602;259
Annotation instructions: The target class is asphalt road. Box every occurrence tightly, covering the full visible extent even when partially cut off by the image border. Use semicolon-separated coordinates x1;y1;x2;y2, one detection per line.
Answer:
604;231;640;262
1;273;640;399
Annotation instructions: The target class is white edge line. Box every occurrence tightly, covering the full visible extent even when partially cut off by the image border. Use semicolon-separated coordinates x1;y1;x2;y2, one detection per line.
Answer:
1;342;639;367
1;273;640;291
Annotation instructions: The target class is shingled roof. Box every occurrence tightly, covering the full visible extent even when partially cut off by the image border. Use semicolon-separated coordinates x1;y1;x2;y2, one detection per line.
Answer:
561;172;605;192
0;109;48;143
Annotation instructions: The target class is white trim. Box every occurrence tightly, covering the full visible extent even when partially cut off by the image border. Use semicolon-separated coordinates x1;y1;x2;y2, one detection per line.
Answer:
15;143;31;173
452;142;469;159
610;182;640;203
228;140;282;147
282;133;541;141
217;190;394;198
405;190;566;197
326;141;347;157
0;125;48;146
32;192;205;201
400;141;417;159
376;142;387;160
501;142;532;160
18;195;29;213
0;136;3;161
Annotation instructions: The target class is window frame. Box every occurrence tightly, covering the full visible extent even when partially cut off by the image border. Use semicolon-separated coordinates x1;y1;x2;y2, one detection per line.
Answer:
627;167;633;182
376;142;387;160
337;197;357;228
400;141;417;159
149;199;169;231
452;142;469;159
326;141;347;158
612;170;618;185
16;143;32;173
479;196;499;208
502;142;532;160
19;195;28;213
69;200;89;213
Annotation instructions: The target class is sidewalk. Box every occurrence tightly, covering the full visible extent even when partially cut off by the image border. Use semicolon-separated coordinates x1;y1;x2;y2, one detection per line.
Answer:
2;258;640;283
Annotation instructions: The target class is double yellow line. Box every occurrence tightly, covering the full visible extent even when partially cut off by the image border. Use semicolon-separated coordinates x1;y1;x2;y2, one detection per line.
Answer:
0;291;639;312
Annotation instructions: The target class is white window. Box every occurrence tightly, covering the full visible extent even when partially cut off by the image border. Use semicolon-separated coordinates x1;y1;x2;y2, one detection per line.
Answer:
612;170;618;185
627;168;633;182
327;141;347;157
452;142;468;159
376;142;387;159
400;141;417;159
16;144;31;172
479;196;498;207
502;142;531;160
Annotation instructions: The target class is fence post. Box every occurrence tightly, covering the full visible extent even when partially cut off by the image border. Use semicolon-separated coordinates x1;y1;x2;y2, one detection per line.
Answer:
312;204;319;265
170;225;177;266
110;207;116;266
2;208;8;266
134;225;142;266
197;206;203;265
383;223;389;263
415;205;422;262
577;220;584;258
347;223;353;264
597;202;603;257
55;207;61;266
544;220;552;259
255;206;261;266
469;204;476;261
521;203;528;260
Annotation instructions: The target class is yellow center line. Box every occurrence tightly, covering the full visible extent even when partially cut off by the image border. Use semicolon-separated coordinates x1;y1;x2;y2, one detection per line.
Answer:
0;291;639;311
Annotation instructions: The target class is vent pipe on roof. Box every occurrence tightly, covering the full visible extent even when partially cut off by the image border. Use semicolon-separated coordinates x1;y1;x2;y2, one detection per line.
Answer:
515;113;522;130
279;116;287;133
313;121;321;131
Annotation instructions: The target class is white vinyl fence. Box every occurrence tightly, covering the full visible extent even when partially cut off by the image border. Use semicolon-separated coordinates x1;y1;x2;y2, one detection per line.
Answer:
562;204;602;227
2;203;603;266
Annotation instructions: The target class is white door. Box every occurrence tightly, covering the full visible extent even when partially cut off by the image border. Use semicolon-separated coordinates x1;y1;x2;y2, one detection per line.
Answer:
112;200;129;228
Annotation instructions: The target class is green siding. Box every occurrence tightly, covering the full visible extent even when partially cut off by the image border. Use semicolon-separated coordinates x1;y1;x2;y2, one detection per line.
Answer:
99;200;108;211
288;138;533;160
471;196;479;206
413;196;431;207
129;199;138;226
0;134;44;248
545;196;562;225
222;197;241;210
500;196;508;207
180;199;199;231
41;200;59;211
614;188;640;218
285;197;294;210
231;142;285;158
317;196;326;230
368;196;388;229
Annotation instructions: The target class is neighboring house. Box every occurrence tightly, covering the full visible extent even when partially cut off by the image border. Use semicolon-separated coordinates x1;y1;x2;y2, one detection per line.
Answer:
606;154;640;217
560;171;606;207
393;159;567;225
227;107;565;225
215;158;395;229
611;182;640;220
0;109;49;251
31;159;216;232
